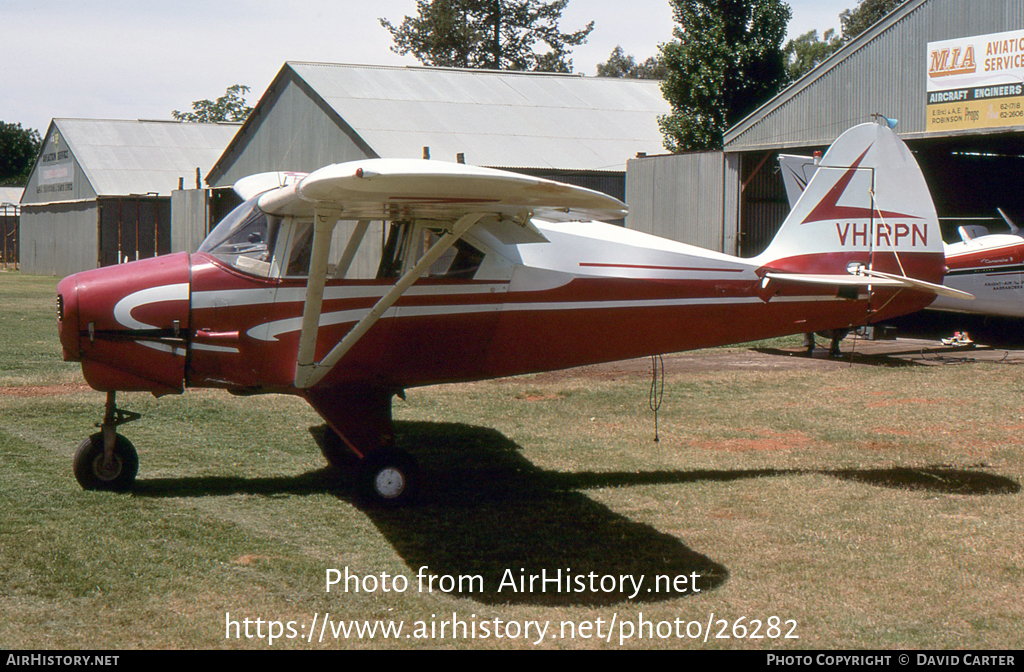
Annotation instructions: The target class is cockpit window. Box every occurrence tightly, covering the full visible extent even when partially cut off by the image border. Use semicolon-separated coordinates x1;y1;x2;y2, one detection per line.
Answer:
198;195;279;274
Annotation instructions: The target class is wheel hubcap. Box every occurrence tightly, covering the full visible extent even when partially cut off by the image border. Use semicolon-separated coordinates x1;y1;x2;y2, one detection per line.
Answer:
92;454;123;481
374;467;405;499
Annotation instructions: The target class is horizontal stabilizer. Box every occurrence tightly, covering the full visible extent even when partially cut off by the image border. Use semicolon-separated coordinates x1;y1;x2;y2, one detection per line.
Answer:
764;269;975;300
857;268;975;300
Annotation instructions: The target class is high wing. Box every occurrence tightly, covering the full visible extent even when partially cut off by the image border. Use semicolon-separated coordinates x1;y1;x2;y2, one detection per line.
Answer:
257;158;627;225
242;158;628;389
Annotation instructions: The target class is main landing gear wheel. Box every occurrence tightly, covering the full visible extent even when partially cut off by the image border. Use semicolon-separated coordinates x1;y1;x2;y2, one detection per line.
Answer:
72;432;138;492
358;449;420;508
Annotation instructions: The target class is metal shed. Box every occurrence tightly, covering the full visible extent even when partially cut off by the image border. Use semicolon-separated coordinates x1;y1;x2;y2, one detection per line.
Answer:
19;119;238;276
630;0;1024;256
207;61;671;203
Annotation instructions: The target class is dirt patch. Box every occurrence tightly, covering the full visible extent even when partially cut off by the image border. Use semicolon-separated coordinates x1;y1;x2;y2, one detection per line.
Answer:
691;431;813;452
0;383;92;397
231;554;276;565
866;397;938;408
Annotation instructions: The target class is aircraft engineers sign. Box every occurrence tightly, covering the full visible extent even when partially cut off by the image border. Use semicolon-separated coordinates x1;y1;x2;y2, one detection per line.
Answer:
927;29;1024;132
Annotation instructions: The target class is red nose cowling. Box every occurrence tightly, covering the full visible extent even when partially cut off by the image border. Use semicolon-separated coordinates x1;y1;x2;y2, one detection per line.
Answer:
56;253;191;396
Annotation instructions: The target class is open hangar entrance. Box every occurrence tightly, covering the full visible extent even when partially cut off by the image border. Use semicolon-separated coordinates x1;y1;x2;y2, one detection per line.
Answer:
909;132;1024;239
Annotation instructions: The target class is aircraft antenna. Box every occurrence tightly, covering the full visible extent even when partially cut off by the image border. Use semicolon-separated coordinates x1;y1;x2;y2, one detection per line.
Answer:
649;354;665;442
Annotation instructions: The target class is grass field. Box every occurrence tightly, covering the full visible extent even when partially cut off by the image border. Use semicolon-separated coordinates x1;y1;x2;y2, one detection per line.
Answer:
1;271;1022;649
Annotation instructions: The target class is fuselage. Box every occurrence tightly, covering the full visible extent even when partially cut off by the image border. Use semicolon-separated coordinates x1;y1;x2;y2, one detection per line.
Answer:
57;215;933;398
933;233;1024;318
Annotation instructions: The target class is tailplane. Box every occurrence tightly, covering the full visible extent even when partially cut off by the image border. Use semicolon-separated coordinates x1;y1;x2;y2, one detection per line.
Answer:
755;121;968;305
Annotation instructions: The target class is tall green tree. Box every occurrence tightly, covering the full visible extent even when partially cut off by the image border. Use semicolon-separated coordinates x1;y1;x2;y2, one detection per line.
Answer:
780;0;908;83
840;0;907;43
596;46;667;79
659;0;791;152
0;122;42;187
784;28;842;81
380;0;594;72
172;84;253;123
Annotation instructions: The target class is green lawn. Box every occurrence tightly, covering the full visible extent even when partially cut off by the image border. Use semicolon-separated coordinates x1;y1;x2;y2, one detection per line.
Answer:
1;271;1022;649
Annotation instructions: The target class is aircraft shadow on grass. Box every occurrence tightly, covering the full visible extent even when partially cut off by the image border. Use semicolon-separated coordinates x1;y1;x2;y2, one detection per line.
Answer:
131;421;1019;606
753;346;927;367
753;343;1018;367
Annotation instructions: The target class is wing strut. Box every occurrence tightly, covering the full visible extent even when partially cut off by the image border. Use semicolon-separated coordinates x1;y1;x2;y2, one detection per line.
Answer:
294;211;488;389
295;208;341;378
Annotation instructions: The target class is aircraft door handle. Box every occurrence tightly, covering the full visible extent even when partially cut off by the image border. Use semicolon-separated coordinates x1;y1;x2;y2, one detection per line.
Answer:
194;329;240;342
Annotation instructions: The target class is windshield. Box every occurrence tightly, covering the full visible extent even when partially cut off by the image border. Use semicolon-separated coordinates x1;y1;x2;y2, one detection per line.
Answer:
198;195;279;273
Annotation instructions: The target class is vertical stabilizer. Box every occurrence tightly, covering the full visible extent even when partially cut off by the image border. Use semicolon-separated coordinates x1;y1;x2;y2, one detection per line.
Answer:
756;122;945;286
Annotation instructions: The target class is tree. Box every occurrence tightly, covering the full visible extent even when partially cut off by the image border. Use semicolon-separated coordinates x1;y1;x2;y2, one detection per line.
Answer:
596;46;667;79
379;0;594;72
658;0;791;152
0;122;42;187
783;28;842;82
172;84;253;123
840;0;907;43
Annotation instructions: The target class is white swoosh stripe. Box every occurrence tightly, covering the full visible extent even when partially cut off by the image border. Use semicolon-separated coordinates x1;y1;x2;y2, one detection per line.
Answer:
113;283;189;330
246;295;839;342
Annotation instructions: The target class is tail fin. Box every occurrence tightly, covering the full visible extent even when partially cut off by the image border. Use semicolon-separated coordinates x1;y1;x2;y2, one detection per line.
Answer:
756;121;946;287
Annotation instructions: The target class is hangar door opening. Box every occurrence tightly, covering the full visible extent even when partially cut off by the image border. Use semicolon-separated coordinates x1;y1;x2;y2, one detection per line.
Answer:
737;149;808;257
98;196;171;267
909;135;1024;242
1;203;17;269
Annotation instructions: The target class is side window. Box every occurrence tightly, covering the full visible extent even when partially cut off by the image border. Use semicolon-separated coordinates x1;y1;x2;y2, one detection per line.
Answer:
377;223;485;279
285;221;314;277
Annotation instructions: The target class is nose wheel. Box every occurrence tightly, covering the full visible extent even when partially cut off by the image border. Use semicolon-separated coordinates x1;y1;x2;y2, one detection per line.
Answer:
72;392;140;492
73;432;138;492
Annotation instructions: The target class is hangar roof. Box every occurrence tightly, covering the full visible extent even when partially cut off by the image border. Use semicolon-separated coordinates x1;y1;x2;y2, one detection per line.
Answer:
27;119;239;202
209;62;670;184
0;187;23;206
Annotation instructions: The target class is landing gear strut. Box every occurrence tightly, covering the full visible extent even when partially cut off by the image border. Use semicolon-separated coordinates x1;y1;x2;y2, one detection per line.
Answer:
307;387;421;507
72;392;140;492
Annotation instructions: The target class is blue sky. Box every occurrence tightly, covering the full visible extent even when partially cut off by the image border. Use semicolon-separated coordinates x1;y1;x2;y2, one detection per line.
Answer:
2;0;853;134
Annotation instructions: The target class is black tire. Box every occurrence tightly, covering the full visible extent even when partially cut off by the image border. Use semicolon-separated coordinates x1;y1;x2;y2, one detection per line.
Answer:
72;432;138;492
357;449;419;507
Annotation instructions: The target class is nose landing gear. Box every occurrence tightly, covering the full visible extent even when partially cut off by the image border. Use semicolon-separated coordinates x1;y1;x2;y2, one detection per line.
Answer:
72;392;140;492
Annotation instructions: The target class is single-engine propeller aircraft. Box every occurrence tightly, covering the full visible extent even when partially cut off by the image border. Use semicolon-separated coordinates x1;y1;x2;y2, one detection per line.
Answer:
56;121;970;505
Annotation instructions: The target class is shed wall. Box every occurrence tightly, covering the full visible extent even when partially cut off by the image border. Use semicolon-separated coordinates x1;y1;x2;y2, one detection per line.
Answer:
171;189;210;253
20;203;98;276
625;152;726;252
22;129;95;205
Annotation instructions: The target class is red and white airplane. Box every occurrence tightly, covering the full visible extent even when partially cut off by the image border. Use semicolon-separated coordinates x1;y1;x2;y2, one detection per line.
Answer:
56;121;967;505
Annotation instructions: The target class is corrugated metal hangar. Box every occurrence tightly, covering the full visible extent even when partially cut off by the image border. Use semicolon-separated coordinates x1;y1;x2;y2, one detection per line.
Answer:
18;64;671;276
207;61;671;202
19;119;238;276
628;0;1024;257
